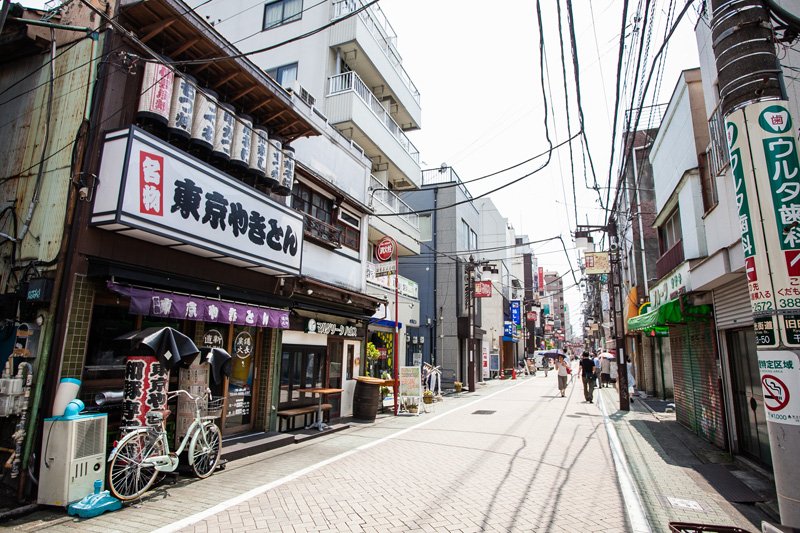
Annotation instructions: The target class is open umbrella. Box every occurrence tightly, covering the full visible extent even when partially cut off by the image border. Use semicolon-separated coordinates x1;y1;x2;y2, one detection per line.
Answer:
200;346;232;385
598;351;616;359
114;326;199;370
541;350;566;359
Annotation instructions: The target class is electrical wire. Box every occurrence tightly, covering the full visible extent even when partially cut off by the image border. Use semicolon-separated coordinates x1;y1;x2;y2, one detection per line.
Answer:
555;0;579;227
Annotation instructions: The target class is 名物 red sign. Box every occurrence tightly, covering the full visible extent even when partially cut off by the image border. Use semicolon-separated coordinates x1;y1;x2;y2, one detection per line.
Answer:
375;237;394;262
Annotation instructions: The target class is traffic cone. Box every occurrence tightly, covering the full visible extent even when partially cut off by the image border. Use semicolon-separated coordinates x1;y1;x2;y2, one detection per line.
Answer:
512;368;517;380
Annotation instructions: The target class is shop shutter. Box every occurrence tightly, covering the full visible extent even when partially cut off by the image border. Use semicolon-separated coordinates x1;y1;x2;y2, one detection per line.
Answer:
669;320;726;449
713;277;752;330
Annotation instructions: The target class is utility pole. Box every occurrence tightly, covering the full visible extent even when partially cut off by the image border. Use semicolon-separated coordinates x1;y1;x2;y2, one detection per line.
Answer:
710;0;800;526
608;218;630;411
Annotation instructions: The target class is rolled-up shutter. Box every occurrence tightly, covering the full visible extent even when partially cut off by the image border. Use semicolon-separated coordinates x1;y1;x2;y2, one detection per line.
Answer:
713;277;751;330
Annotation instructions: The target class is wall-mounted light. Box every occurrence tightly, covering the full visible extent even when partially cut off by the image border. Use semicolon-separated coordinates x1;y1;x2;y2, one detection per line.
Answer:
306;289;313;295
346;298;352;304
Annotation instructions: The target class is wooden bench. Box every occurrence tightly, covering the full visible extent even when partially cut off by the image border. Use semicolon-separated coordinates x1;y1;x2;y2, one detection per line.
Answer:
277;403;333;431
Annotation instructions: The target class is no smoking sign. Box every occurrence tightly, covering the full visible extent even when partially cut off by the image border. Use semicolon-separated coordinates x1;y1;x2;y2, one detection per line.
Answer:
757;351;800;425
762;374;790;411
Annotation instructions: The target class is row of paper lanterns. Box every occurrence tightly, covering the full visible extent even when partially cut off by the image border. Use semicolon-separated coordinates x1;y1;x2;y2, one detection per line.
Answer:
136;61;296;196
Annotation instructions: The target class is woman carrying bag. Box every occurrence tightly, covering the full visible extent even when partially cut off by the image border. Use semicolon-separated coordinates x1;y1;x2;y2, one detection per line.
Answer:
555;355;570;397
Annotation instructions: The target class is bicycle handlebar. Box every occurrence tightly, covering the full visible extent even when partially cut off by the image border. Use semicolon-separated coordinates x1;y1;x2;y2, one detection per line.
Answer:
166;388;213;402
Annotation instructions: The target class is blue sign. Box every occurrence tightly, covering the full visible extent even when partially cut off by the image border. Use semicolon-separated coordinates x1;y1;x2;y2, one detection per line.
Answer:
511;300;521;326
504;322;515;337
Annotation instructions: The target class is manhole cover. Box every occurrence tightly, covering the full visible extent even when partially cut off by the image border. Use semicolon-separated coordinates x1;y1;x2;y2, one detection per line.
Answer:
666;497;703;511
472;410;496;415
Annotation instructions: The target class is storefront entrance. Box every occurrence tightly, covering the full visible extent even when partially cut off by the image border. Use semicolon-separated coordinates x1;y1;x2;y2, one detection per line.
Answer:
280;344;326;411
726;328;771;466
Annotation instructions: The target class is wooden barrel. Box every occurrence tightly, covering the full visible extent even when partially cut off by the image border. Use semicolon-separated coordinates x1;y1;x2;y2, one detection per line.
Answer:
352;377;382;421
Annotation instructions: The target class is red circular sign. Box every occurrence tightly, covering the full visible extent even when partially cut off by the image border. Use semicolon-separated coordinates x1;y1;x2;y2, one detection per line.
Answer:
375;237;394;262
762;374;790;412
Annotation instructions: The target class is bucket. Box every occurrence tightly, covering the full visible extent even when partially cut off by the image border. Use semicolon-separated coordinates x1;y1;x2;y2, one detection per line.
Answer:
52;378;81;417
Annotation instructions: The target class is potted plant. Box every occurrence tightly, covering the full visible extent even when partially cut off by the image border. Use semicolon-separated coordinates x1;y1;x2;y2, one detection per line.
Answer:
454;381;463;393
407;402;418;413
365;342;380;376
423;389;434;404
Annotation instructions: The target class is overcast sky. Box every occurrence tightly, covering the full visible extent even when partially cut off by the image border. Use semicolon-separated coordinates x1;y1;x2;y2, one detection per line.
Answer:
20;0;703;332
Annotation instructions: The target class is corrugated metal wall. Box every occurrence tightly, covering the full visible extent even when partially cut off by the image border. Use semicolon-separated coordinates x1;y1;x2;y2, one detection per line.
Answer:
0;36;100;287
670;320;726;449
713;276;752;329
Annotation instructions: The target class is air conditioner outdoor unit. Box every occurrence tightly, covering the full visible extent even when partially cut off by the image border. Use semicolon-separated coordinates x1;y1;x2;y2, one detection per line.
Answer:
38;413;107;506
291;80;316;107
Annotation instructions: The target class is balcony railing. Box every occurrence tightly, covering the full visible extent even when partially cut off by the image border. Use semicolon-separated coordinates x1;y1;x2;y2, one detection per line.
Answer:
303;214;342;249
365;261;419;298
369;175;418;229
330;0;420;104
328;71;420;163
656;240;685;279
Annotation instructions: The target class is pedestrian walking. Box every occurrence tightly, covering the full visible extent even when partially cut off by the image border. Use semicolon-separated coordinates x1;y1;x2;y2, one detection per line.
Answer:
579;351;596;403
600;355;611;388
555;355;570;397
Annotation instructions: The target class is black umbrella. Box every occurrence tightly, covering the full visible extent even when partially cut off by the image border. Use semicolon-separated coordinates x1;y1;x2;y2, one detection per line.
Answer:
541;350;566;359
200;346;232;385
115;327;200;370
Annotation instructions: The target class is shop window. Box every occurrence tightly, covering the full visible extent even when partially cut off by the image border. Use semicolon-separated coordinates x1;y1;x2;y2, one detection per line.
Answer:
279;345;324;406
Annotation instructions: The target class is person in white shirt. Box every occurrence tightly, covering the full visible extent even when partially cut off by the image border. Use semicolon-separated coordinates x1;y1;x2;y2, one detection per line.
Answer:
555;355;570;397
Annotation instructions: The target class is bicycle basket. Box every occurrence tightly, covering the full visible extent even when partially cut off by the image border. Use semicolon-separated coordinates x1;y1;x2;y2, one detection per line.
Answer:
200;397;224;419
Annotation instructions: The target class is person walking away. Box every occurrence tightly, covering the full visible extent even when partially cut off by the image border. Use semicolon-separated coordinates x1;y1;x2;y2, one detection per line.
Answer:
600;355;611;388
627;356;637;400
555;355;569;397
579;351;596;403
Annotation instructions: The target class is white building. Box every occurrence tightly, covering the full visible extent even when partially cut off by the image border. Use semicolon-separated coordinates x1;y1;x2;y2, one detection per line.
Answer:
194;0;422;415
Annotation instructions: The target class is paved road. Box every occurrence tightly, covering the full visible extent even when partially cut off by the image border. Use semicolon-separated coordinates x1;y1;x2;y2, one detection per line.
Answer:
4;372;630;532
5;370;771;532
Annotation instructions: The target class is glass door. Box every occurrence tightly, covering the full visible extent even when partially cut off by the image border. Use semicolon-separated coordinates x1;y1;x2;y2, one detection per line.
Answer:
327;340;343;418
279;345;324;407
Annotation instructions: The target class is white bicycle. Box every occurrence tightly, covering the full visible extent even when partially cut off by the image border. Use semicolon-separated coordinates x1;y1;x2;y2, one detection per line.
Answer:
107;389;223;501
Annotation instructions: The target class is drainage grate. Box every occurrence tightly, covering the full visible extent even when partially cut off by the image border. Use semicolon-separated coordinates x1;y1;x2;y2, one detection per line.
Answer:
472;410;496;415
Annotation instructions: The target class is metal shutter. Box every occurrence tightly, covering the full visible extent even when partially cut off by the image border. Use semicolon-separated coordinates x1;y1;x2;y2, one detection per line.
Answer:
713;277;752;329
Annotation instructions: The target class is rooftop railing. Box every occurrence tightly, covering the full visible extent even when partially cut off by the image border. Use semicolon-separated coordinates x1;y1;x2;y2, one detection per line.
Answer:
369;175;418;230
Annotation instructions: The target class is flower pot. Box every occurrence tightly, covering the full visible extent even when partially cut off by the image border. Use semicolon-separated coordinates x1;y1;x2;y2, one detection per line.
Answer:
423;396;433;404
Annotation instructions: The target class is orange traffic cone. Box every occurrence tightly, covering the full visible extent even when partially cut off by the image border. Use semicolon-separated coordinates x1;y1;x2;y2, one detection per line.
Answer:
512;368;517;380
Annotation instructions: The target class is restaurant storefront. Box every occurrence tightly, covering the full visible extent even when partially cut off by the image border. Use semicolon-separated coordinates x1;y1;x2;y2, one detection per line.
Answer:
281;314;364;420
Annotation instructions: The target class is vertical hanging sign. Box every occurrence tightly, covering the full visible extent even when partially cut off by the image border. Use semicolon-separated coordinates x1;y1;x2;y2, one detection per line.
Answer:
726;106;779;347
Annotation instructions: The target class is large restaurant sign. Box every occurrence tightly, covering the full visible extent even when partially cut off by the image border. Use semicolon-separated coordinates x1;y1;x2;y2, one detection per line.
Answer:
92;127;303;275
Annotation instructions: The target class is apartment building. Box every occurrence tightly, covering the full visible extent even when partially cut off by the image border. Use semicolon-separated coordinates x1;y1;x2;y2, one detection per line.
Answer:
193;0;423;395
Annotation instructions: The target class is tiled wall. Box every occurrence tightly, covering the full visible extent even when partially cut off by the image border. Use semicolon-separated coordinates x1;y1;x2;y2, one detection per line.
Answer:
60;275;96;379
255;328;277;431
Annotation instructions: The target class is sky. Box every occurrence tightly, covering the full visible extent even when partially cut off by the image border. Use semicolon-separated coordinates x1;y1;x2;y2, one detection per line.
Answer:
20;0;703;333
378;0;702;331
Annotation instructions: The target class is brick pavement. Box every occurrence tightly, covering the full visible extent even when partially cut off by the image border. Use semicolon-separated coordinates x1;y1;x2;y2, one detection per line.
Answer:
2;373;767;533
596;386;768;533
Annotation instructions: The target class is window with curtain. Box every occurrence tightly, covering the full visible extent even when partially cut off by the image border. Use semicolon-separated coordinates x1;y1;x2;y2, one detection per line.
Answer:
336;209;361;251
658;209;682;254
266;63;298;88
263;0;302;30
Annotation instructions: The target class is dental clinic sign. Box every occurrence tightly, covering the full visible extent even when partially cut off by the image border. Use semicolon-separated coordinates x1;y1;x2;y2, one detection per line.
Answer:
92;127;303;274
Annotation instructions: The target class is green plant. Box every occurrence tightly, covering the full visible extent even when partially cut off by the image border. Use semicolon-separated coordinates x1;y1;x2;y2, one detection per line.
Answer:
454;381;463;392
423;389;434;398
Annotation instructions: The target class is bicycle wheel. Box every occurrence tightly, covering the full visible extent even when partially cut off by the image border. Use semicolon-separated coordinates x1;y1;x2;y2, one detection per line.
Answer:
189;422;221;478
108;429;164;501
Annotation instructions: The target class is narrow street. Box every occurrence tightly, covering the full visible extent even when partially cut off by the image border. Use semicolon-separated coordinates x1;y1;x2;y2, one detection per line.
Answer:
1;372;772;533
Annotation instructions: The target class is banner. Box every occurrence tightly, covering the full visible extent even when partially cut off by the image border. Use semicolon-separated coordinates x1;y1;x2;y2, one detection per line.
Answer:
474;280;492;298
108;281;290;328
510;300;521;327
